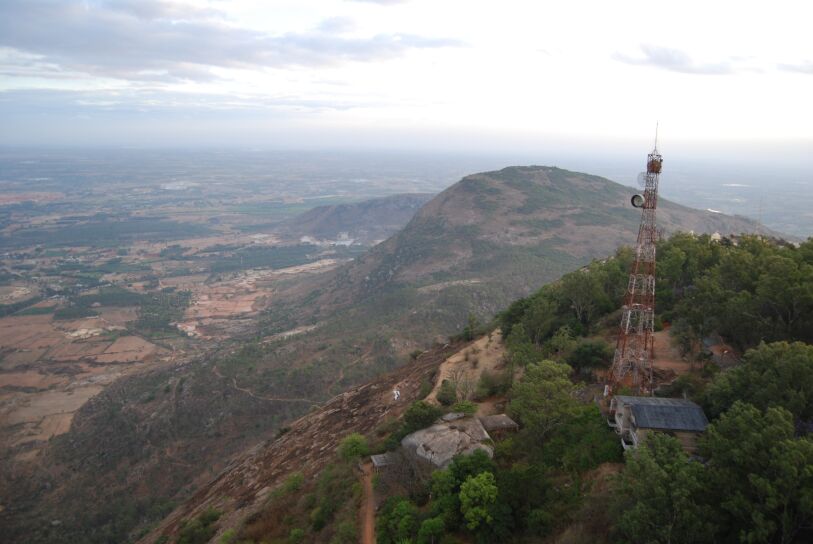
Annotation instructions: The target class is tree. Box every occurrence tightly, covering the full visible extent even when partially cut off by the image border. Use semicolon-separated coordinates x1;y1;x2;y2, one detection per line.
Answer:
559;271;606;329
449;449;496;486
417;516;445;544
701;402;813;544
508;360;580;444
519;295;559;345
427;450;496;532
612;433;716;544
566;338;613;373
669;318;697;357
504;323;542;367
459;472;498;530
755;255;813;341
403;401;442;434
703;341;813;421
377;498;419;544
546;326;577;358
337;433;368;461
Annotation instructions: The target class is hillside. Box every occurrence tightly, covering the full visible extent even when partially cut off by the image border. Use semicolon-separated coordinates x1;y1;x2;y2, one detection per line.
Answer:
280;193;434;244
278;166;770;331
141;233;813;544
1;165;778;544
140;340;468;543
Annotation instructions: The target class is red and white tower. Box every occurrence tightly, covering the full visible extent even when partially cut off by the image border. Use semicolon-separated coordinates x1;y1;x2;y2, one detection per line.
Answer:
608;135;663;395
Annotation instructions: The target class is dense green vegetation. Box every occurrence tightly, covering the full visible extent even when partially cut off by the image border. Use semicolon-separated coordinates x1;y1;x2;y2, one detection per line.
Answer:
501;234;813;353
376;358;623;544
373;233;813;544
658;234;813;349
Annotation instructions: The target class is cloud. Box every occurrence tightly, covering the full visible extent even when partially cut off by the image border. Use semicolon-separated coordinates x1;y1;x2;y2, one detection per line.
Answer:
779;61;813;74
318;17;358;34
0;1;458;82
614;44;735;75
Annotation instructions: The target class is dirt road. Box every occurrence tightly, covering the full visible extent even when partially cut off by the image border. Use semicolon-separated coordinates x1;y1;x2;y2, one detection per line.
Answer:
652;330;692;375
360;462;375;544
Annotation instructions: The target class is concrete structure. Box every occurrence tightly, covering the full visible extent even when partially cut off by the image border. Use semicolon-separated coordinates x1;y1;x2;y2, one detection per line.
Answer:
610;395;709;454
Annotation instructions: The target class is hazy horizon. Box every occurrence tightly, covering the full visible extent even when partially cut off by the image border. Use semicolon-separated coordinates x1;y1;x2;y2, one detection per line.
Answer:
2;147;811;237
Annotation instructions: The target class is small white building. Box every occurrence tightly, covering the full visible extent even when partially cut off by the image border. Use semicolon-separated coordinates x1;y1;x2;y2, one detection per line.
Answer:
610;396;709;454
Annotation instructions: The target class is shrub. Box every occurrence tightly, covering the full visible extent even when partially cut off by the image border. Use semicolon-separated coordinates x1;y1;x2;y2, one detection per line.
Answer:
403;401;442;434
474;370;510;400
177;508;221;544
218;529;236;544
450;400;477;416
289;527;305;543
331;519;357;544
436;380;458;406
338;433;369;461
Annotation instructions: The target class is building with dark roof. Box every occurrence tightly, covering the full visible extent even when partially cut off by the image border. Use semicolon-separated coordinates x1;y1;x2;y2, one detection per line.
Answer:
479;414;519;439
610;396;709;453
370;453;396;472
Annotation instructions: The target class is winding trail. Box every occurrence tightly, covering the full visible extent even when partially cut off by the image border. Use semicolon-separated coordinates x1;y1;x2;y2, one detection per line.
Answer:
212;366;318;404
360;462;376;544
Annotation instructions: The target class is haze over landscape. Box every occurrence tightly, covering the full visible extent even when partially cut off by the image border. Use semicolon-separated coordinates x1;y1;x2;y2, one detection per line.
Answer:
1;2;812;544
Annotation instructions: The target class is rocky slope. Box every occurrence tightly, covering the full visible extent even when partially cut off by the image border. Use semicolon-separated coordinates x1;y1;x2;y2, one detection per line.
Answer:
138;340;465;543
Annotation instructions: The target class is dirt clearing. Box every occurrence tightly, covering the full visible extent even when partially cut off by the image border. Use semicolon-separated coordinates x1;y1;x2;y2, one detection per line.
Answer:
427;330;506;404
652;330;692;376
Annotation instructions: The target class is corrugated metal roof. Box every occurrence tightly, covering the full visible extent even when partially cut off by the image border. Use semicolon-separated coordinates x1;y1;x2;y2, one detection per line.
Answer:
371;453;394;467
616;396;709;432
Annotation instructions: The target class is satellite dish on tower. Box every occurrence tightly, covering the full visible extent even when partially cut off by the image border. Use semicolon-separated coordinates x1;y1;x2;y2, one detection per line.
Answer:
631;194;646;208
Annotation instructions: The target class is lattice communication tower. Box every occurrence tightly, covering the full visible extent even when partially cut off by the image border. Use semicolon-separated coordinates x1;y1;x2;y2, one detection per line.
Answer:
607;138;663;395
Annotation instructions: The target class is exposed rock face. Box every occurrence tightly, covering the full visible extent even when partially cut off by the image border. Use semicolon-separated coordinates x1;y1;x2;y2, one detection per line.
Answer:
401;414;493;468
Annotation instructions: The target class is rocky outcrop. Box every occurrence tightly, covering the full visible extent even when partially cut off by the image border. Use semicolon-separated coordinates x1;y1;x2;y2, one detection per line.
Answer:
401;413;493;469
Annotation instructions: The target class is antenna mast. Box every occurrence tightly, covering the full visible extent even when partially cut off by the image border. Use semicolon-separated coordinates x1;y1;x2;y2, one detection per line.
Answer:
607;131;663;395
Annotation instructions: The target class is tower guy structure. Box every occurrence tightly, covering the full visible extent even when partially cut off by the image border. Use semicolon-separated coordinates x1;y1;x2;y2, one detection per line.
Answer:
607;137;663;395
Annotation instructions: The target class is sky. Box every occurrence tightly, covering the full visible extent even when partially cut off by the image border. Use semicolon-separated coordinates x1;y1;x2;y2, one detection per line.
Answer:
0;0;811;160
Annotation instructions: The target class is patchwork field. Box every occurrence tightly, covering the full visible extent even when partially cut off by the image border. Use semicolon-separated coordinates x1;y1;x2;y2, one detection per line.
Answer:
0;310;170;459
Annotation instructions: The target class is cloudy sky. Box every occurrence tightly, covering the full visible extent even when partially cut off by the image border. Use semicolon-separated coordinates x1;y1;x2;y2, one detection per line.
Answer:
1;0;811;157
